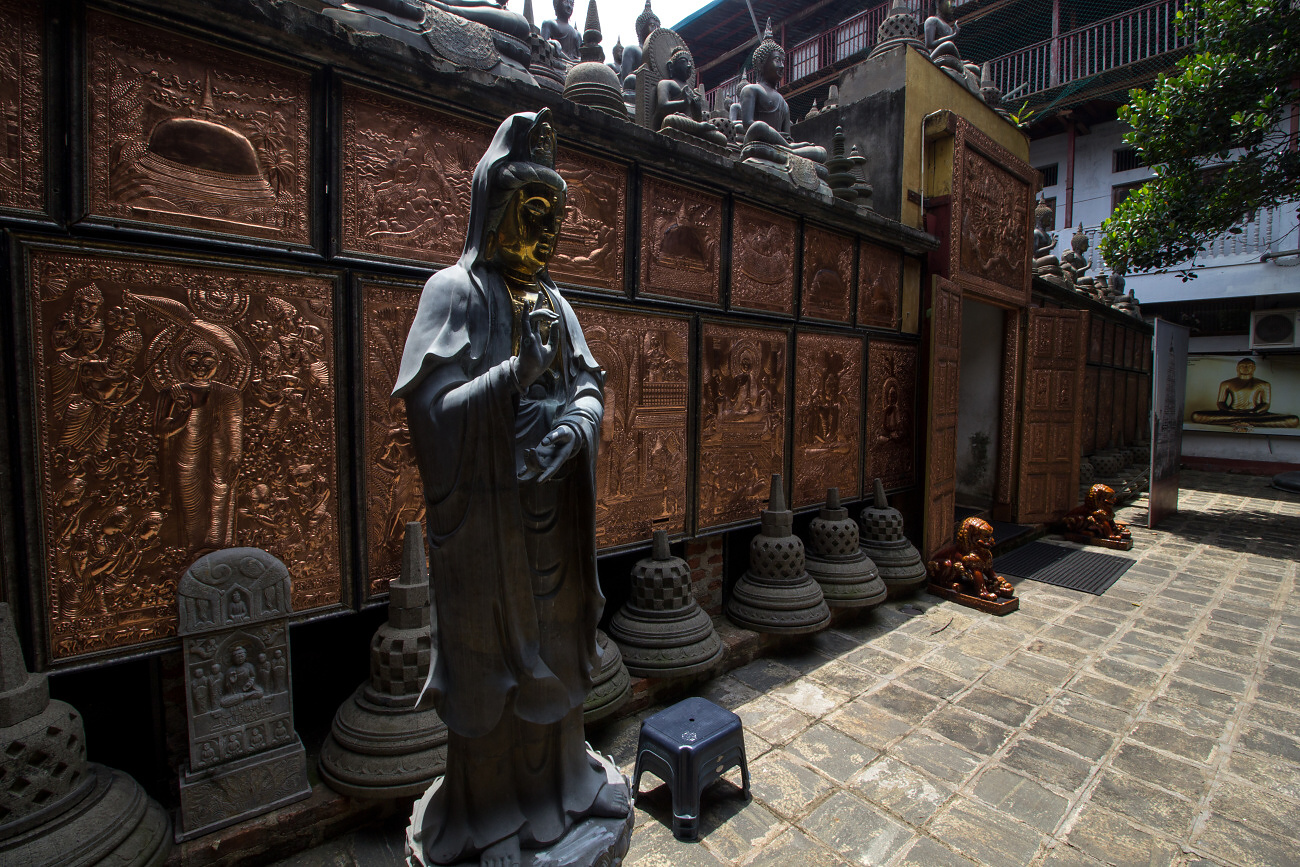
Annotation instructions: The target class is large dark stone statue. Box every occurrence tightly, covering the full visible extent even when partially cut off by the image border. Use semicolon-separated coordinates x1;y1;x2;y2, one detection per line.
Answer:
620;0;661;95
542;0;581;60
634;29;729;151
924;0;981;94
393;109;631;867
0;603;172;866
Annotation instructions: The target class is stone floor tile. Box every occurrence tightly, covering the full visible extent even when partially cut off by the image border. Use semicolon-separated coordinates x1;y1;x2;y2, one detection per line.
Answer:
897;664;967;700
1261;662;1300;689
696;796;786;864
769;679;849;718
1246;678;1300;710
1022;713;1117;762
695;676;763;711
849;757;953;827
1023;637;1091;667
1041;625;1108;651
929;797;1045;867
1208;607;1270;631
801;790;914;866
1140;698;1230;740
970;767;1070;834
1243;700;1300;740
743;825;846;867
787;724;878;784
625;811;731;867
1007;652;1075;688
922;645;997;681
860;683;938;725
1127;618;1189;640
890;732;982;785
843;646;908;677
591;711;648;769
924;706;1013;757
1060;614;1122;639
1089;770;1198;838
1222;750;1300;801
1235;723;1300;764
812;629;866;658
730;659;805;693
735;696;814;746
980;667;1057;705
1065;805;1182;867
746;750;834;821
824;700;912;751
893;836;980;867
955;687;1036;728
1193;813;1296;867
1162;680;1238;715
1128;721;1218;764
1109;742;1210;800
1117;629;1182;656
1066;674;1144;711
1206;778;1300;842
1187;646;1257;677
1195;633;1257;656
1049;691;1132;733
1087;657;1164;692
1036;844;1109;866
806;659;880;698
1001;737;1096;792
869;631;935;660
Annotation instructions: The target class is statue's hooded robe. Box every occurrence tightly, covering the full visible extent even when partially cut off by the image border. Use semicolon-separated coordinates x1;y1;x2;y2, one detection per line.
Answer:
393;110;609;862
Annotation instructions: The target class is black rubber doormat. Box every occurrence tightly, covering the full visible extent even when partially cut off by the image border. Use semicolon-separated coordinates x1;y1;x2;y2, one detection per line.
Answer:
988;519;1033;546
993;541;1133;595
955;506;983;522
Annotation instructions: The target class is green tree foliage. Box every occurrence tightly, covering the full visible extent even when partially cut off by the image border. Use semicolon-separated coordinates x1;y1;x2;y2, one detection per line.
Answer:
1098;0;1300;273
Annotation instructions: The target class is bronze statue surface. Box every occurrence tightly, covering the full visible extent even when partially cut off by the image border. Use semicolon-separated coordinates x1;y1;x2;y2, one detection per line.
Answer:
1191;358;1299;428
1058;484;1133;549
394;109;629;867
927;517;1017;613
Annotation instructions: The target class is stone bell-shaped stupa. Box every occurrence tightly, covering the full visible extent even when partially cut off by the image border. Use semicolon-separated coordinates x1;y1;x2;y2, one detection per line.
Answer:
857;478;928;598
319;523;448;799
0;603;172;866
726;474;832;634
608;529;723;678
583;630;632;724
805;488;888;609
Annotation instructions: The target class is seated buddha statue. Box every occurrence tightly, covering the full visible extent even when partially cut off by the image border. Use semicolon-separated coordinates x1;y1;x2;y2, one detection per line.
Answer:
541;0;581;61
622;1;660;97
655;48;730;147
924;0;979;92
1191;358;1299;428
1032;199;1065;282
739;22;828;165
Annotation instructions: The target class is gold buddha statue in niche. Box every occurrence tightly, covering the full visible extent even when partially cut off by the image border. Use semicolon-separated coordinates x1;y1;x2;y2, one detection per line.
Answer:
1191;357;1299;428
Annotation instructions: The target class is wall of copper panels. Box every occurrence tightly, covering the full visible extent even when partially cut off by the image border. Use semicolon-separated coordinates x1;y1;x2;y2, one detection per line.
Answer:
3;1;923;664
1081;313;1152;456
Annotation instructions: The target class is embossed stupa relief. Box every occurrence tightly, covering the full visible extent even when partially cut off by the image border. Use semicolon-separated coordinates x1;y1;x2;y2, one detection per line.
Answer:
640;176;722;304
866;339;916;491
321;523;448;798
177;549;311;840
86;10;310;244
26;247;341;661
801;227;854;323
729;203;795;315
551;151;627;293
699;323;787;530
361;278;425;598
0;603;173;866
608;529;723;678
576;305;690;548
792;332;862;508
341;85;492;267
726;474;831;634
804;488;886;609
0;0;44;214
858;242;901;330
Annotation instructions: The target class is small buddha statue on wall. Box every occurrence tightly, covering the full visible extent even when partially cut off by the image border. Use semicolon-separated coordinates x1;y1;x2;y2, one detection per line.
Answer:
542;0;581;60
1191;358;1300;429
738;21;827;165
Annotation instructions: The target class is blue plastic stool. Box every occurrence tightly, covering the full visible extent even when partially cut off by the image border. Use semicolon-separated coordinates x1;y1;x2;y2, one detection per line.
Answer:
632;696;750;841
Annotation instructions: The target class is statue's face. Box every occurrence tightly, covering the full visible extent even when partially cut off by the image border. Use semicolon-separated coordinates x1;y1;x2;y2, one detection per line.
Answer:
107;342;138;373
183;347;219;382
1237;359;1256;378
495;181;565;278
75;295;100;320
554;0;573;18
670;53;693;82
763;51;785;84
232;646;246;665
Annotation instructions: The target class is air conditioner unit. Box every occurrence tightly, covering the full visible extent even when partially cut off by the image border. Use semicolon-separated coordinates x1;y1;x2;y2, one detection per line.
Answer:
1250;310;1300;350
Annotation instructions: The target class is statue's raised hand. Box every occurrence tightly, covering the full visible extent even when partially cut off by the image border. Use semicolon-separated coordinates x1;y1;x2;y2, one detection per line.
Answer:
514;295;560;390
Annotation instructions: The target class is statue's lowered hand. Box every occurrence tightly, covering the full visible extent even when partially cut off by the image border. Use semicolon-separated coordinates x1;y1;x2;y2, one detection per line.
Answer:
521;423;579;482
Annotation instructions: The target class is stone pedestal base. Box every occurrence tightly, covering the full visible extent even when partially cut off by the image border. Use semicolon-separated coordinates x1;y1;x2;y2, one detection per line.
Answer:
405;753;634;867
177;739;311;842
927;583;1019;615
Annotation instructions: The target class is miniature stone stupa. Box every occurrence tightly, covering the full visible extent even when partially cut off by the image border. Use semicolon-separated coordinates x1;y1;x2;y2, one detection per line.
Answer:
608;529;723;678
563;0;629;119
857;478;928;598
726;474;832;634
0;603;172;866
804;488;888;609
583;630;632;724
319;522;448;799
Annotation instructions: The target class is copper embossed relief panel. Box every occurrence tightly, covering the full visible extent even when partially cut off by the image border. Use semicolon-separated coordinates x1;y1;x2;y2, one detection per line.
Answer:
699;323;786;529
361;278;424;598
27;248;340;660
575;305;690;547
551;152;627;292
640;177;721;305
801;227;853;323
341;85;491;266
792;333;861;507
866;338;916;492
730;203;795;315
956;147;1029;299
1096;368;1115;450
1082;367;1099;455
1088;314;1104;364
858;242;901;330
0;0;44;213
86;11;311;244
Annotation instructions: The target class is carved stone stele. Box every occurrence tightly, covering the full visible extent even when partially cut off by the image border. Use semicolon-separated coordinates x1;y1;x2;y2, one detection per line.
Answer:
804;489;887;609
608;530;723;678
320;523;449;798
857;479;927;598
176;549;310;841
726;475;831;634
0;603;172;866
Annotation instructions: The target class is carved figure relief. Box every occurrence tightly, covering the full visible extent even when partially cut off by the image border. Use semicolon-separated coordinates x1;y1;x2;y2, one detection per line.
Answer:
86;11;311;244
362;279;425;598
0;0;43;213
867;339;916;490
28;247;340;660
699;324;786;529
640;176;721;304
1082;368;1099;455
575;305;690;547
958;148;1029;292
1089;314;1104;363
793;333;862;507
858;242;901;330
551;152;627;293
801;228;853;323
341;85;491;266
730;203;795;315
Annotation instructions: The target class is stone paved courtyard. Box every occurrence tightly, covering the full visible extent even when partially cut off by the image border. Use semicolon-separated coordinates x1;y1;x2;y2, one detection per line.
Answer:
276;471;1300;867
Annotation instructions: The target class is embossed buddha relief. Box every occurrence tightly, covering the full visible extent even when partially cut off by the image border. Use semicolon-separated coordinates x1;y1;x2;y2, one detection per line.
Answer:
793;333;862;507
342;85;492;266
956;146;1030;298
699;324;787;529
575;305;690;547
730;203;795;315
551;152;627;293
801;227;853;323
0;0;43;214
858;242;901;330
86;11;311;244
27;247;340;660
867;339;916;490
640;176;722;305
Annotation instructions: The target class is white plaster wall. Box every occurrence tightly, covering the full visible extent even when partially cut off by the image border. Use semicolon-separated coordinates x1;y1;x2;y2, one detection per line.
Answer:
955;300;1005;505
1182;429;1300;464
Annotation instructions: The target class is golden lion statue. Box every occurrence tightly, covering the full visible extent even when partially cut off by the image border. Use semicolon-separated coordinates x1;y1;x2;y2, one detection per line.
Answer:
1060;484;1131;544
928;517;1014;602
